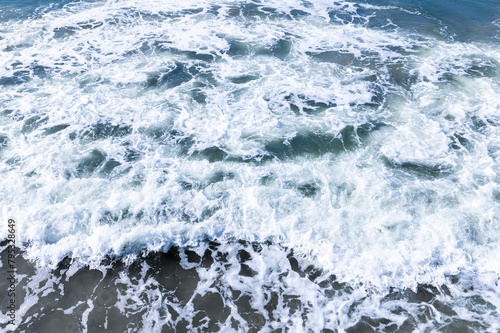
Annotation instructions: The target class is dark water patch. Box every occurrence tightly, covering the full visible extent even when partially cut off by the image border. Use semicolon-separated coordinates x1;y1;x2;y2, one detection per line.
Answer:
179;7;204;16
170;132;195;155
123;147;141;162
228;74;259;84
237;249;252;263
226;2;273;18
150;43;218;61
189;87;208;103
171;134;228;163
464;295;497;315
99;158;121;176
0;134;8;150
364;6;446;39
304;264;323;282
145;8;204;20
119;141;143;162
348;51;385;69
328;9;363;25
289;9;309;19
124;172;144;188
5;156;20;167
264;124;384;160
229;87;250;100
99;209;133;224
77;76;110;92
181;50;217;62
0;70;31;86
24;169;38;178
21;115;49;134
234;295;266;331
259;173;275;186
75;149;106;177
61;267;103;306
224;37;291;60
345;319;377;333
146;62;200;89
367;84;389;108
439;319;485;333
434;300;457;317
287;251;305;278
205;4;222;16
186;249;201;263
2;42;34;53
436;58;499;84
138;39;169;55
193;292;231;330
43;123;70;135
52;26;78;39
356;122;388;140
139;121;174;141
470;116;491;134
297;183;320;198
31;64;49;78
4;60;50;80
78;122;132;140
105;9;166;24
264;132;343;159
0;108;15;116
0;0;75;21
491;187;500;203
285;94;337;115
318;274;353;297
226;153;274;165
225;40;250;57
225;5;242;17
385;62;418;89
76;19;104;30
360;0;500;43
166;198;220;224
449;133;472;151
383;284;438;303
382;157;453;180
191;146;228;163
195;69;218;87
463;56;499;78
270;38;292;60
142;248;201;306
307;51;355;66
385;44;423;58
174;134;197;156
206;170;235;186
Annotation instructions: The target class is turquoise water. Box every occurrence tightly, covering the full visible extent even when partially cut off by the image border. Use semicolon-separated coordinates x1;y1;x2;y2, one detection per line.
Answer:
1;0;499;331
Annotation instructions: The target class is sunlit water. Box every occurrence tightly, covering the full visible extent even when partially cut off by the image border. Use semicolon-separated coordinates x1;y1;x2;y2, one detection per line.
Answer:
1;0;499;331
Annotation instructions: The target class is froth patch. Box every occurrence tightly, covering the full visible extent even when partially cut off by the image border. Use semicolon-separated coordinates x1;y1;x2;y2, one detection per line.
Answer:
380;115;454;170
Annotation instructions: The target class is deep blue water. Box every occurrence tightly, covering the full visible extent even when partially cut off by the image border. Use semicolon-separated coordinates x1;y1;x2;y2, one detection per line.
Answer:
362;0;500;42
0;0;75;20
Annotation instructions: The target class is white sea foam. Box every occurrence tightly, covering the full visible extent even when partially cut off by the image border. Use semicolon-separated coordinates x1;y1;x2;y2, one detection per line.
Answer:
1;2;500;329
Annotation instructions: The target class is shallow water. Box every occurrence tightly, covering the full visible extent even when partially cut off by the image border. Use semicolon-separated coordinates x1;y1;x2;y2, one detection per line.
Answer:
0;0;499;332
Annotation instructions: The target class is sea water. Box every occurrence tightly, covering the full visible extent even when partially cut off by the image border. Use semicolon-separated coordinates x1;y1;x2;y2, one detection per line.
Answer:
0;0;499;331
